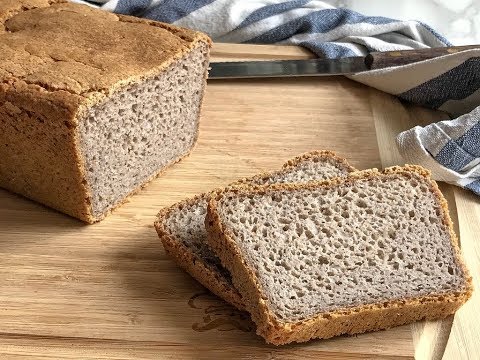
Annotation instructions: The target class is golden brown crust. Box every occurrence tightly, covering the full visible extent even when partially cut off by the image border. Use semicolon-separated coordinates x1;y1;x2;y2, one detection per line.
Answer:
154;150;357;309
0;2;211;223
232;149;356;187
0;0;65;26
206;165;473;345
282;149;356;173
1;2;210;100
0;80;91;221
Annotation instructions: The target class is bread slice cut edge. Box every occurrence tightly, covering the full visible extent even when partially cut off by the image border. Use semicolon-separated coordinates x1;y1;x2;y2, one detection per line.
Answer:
205;165;473;345
156;192;247;310
154;150;356;311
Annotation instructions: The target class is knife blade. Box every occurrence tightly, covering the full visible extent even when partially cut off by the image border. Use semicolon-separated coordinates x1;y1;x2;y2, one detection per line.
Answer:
209;45;479;79
209;57;367;79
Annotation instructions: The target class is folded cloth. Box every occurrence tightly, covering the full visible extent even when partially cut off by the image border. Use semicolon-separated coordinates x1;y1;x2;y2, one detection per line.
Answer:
397;106;480;195
80;0;480;196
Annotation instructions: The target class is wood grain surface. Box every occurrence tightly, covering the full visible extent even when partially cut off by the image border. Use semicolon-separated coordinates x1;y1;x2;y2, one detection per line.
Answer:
0;43;477;359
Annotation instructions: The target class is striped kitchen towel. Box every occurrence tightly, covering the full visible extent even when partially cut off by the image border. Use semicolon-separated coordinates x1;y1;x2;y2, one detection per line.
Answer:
76;0;480;196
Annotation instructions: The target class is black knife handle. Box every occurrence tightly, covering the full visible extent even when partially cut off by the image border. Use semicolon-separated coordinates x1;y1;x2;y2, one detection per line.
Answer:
365;45;480;70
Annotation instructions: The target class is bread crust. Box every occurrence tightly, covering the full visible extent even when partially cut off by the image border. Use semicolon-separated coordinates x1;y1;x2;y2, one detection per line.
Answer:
281;149;356;173
0;0;66;24
0;2;211;223
1;2;211;102
233;150;356;187
206;165;473;345
154;150;356;309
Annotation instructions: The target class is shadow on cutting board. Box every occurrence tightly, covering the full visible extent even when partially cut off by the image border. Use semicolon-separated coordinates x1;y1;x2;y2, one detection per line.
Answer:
0;189;86;246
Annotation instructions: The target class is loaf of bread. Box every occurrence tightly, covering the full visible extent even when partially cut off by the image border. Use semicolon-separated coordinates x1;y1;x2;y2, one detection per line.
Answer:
206;165;473;345
154;151;355;310
0;1;211;222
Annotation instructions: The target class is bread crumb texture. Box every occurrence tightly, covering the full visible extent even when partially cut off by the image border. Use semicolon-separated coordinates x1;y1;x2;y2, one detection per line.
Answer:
206;165;473;345
155;150;356;310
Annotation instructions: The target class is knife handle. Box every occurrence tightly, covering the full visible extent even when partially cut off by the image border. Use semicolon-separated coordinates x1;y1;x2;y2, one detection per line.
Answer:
365;45;480;70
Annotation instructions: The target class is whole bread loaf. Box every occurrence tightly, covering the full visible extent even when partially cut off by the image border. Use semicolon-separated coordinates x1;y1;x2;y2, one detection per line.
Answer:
154;151;356;310
0;1;211;222
206;165;473;345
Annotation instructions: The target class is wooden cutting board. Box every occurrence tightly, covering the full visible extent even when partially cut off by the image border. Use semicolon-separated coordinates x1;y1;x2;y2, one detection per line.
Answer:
0;44;478;360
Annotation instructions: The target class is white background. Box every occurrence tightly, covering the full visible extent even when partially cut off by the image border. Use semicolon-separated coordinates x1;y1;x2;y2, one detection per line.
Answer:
325;0;480;45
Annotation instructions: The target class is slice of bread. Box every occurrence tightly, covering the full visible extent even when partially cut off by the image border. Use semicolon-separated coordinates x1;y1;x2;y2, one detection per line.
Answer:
206;165;473;345
154;151;356;310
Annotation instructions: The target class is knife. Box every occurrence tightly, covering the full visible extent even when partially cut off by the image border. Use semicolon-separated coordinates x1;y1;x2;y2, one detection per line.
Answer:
209;45;479;79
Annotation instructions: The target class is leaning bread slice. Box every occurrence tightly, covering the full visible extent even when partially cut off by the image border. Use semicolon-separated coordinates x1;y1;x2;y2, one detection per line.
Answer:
206;165;473;345
154;150;356;310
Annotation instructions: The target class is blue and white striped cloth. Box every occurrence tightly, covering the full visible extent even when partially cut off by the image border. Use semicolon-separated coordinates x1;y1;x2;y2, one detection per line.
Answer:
76;0;480;196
